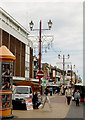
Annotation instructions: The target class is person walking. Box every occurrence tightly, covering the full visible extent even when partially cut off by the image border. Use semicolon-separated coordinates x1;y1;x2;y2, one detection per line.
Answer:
32;92;41;109
60;86;64;95
57;86;60;95
50;87;53;96
41;87;52;109
74;90;80;106
32;92;38;109
65;86;72;105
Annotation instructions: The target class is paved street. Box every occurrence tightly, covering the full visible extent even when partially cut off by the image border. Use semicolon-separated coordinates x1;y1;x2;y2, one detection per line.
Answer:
12;94;84;119
66;100;83;118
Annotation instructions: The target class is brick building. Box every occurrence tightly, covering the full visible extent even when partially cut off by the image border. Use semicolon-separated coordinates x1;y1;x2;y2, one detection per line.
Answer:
0;8;33;84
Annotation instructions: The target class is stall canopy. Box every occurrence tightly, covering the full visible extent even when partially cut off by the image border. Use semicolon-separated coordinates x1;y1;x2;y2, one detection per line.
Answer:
16;80;39;87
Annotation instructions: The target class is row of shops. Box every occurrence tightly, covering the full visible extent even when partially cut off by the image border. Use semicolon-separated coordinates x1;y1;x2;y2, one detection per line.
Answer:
0;7;83;118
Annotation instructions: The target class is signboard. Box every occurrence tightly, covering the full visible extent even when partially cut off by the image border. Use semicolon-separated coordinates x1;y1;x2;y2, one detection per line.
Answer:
47;76;50;79
37;70;44;78
36;76;39;79
25;98;33;110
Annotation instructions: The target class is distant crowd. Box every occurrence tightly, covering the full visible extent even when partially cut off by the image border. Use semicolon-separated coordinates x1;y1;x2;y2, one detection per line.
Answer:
32;85;81;109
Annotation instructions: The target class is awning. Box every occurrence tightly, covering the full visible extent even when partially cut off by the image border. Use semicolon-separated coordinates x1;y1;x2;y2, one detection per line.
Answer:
16;80;39;86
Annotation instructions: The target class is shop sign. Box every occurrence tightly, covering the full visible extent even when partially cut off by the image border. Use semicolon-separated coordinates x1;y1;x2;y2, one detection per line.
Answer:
47;76;50;79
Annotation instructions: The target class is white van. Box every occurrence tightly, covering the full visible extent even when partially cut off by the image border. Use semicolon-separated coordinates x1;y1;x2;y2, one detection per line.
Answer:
12;86;33;105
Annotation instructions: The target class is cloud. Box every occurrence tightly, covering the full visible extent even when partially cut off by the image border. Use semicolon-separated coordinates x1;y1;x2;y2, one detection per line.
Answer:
0;1;83;80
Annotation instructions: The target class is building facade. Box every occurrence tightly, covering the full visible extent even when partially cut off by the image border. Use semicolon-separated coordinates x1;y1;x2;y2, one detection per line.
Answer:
0;8;33;83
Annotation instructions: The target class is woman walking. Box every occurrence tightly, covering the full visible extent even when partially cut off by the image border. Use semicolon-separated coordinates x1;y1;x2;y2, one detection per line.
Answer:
74;90;80;106
65;86;72;105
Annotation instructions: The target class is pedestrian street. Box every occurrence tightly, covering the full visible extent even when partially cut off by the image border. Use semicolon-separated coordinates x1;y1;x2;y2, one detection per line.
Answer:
12;94;84;119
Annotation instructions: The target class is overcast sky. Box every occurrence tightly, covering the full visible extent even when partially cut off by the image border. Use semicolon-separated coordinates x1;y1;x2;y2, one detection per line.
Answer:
0;0;83;81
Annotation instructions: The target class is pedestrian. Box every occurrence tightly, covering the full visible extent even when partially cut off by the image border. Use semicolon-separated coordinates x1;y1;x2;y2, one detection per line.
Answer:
63;86;65;95
41;87;52;109
65;86;72;105
60;86;64;95
32;92;41;109
55;89;57;94
50;87;53;96
53;87;56;94
57;86;60;95
74;90;80;106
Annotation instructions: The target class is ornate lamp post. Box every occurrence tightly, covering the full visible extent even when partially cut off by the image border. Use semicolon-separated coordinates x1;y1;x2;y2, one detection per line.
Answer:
29;20;52;94
58;54;70;84
67;64;75;86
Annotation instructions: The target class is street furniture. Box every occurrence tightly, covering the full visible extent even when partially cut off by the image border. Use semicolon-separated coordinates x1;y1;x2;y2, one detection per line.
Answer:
0;46;15;118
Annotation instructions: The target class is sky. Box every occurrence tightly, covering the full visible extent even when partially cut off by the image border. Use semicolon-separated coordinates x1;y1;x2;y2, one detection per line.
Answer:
0;0;83;82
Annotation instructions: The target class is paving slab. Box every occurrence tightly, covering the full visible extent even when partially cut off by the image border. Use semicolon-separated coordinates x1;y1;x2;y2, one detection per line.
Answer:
66;101;83;118
12;94;70;118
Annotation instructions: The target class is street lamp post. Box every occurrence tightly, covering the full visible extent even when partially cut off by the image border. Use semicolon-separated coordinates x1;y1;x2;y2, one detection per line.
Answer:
58;54;70;84
75;70;78;84
67;64;75;86
63;55;65;84
29;20;52;94
71;65;72;86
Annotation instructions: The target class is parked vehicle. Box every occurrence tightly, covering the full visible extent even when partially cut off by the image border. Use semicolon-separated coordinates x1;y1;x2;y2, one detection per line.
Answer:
12;86;33;109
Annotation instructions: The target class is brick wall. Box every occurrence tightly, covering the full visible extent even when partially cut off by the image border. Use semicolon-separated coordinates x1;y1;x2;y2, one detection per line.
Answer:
2;30;9;47
0;29;25;77
16;39;20;76
21;43;25;77
10;35;15;75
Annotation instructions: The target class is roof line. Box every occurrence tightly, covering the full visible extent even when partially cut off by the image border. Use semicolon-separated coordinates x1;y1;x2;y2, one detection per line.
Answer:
0;7;30;35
